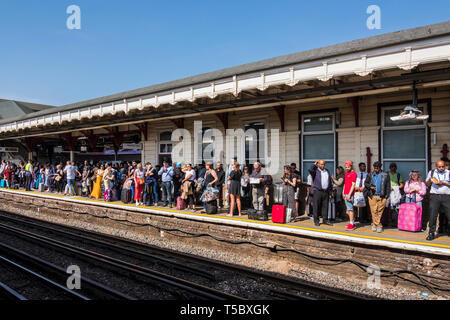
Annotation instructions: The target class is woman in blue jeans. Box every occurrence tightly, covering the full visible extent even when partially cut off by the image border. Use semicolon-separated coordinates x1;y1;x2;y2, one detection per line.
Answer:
404;170;427;208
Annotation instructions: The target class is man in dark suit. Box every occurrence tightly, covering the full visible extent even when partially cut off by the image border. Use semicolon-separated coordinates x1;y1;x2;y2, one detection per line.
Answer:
308;160;333;226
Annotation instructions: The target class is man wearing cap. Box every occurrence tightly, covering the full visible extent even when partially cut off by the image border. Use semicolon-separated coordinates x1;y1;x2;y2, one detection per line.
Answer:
364;161;391;233
173;162;183;199
343;161;357;230
425;160;450;241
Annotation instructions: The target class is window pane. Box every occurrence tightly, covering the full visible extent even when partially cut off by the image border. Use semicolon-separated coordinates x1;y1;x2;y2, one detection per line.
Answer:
384;107;425;127
302;161;335;182
160;131;172;141
303;134;334;160
303;115;333;132
383;161;426;182
383;129;425;159
160;143;172;153
245;122;265;164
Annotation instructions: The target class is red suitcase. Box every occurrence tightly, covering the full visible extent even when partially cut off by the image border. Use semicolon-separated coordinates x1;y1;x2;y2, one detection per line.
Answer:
271;205;286;223
176;196;186;210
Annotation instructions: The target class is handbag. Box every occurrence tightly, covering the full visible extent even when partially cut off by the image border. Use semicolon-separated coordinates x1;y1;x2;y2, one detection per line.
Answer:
204;190;218;202
353;192;366;207
55;175;62;182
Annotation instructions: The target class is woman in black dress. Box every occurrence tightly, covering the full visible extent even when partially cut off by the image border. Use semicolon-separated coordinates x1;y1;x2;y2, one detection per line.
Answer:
227;163;242;217
240;166;251;210
282;166;297;221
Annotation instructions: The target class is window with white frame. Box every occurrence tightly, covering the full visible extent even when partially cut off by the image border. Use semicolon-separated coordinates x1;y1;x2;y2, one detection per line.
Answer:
201;127;214;164
158;131;173;165
381;105;428;179
301;113;336;181
244;122;265;166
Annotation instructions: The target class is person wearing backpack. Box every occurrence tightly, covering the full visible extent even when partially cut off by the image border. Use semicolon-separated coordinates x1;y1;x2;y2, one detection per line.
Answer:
388;163;404;228
425;160;450;241
355;162;369;223
364;161;391;233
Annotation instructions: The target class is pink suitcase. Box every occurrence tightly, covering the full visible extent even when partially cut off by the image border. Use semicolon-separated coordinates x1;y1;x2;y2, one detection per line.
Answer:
176;196;186;210
398;203;422;232
271;205;286;223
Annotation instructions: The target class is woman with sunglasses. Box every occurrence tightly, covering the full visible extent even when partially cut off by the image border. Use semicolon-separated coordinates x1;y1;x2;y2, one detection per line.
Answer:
404;170;427;208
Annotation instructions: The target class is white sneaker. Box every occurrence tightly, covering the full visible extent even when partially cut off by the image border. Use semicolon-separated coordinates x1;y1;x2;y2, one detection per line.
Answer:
371;225;377;232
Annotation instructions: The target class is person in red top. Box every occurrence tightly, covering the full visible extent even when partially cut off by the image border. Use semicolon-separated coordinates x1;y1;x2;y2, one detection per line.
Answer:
3;162;12;188
343;161;357;230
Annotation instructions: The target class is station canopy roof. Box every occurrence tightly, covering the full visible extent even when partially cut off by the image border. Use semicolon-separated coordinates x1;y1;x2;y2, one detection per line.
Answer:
0;100;54;121
0;20;450;138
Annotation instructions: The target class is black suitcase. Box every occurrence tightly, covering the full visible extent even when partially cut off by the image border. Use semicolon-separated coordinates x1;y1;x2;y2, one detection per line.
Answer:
121;188;132;204
247;208;257;218
248;209;268;221
205;201;218;214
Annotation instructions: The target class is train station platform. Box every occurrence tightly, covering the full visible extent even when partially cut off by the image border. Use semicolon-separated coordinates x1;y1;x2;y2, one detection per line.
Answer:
0;187;449;299
0;187;449;255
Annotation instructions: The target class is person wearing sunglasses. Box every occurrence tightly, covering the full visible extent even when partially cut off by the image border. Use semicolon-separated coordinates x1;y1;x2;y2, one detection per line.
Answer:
404;170;427;208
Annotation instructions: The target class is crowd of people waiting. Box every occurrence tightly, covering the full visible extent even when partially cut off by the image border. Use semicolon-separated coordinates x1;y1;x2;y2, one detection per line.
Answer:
0;156;449;241
306;158;450;241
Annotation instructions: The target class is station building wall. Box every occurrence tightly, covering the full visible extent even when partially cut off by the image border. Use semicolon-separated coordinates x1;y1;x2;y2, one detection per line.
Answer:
142;86;450;180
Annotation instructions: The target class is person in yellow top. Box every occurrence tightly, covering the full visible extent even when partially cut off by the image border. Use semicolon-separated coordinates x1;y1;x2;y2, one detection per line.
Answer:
24;160;33;191
90;164;105;199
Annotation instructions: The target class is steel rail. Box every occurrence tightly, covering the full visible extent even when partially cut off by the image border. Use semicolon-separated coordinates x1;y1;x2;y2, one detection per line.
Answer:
0;214;215;281
0;281;27;300
0;212;371;300
0;222;244;300
0;241;135;300
0;254;89;300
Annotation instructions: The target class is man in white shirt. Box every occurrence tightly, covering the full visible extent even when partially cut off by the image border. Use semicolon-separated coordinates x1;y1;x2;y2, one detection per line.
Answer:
0;160;6;177
425;160;450;241
355;162;369;223
64;161;80;196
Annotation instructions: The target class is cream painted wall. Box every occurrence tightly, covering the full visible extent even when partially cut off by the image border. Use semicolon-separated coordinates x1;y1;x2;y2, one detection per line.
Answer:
140;86;450;179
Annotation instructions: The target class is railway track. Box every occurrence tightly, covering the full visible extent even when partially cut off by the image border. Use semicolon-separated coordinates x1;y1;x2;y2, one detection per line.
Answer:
0;215;243;300
0;281;26;300
0;212;372;300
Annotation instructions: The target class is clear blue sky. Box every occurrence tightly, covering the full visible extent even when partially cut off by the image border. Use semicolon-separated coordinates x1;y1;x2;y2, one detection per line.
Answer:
1;0;449;106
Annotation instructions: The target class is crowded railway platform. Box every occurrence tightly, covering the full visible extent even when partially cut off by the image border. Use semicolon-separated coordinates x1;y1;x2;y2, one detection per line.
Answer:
1;21;450;299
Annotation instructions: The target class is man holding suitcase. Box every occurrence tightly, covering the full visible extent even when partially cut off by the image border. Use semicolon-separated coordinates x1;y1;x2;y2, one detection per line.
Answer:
425;160;450;241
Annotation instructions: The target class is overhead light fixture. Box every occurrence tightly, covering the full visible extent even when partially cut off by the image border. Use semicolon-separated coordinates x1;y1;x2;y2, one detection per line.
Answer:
390;82;429;122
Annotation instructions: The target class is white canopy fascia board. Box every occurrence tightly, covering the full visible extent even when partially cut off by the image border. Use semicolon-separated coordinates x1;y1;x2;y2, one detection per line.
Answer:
1;39;450;134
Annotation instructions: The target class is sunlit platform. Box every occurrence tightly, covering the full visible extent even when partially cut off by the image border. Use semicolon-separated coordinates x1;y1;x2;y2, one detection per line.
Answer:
1;188;449;256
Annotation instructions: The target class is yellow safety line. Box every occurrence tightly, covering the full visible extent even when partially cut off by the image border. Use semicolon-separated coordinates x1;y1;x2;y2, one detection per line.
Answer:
2;188;450;250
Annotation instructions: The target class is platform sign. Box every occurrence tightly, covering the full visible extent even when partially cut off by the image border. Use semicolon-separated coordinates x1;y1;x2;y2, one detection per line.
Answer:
122;143;142;150
0;147;19;153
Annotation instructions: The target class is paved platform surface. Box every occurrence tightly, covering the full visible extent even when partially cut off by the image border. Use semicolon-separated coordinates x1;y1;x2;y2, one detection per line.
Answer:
1;188;449;255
